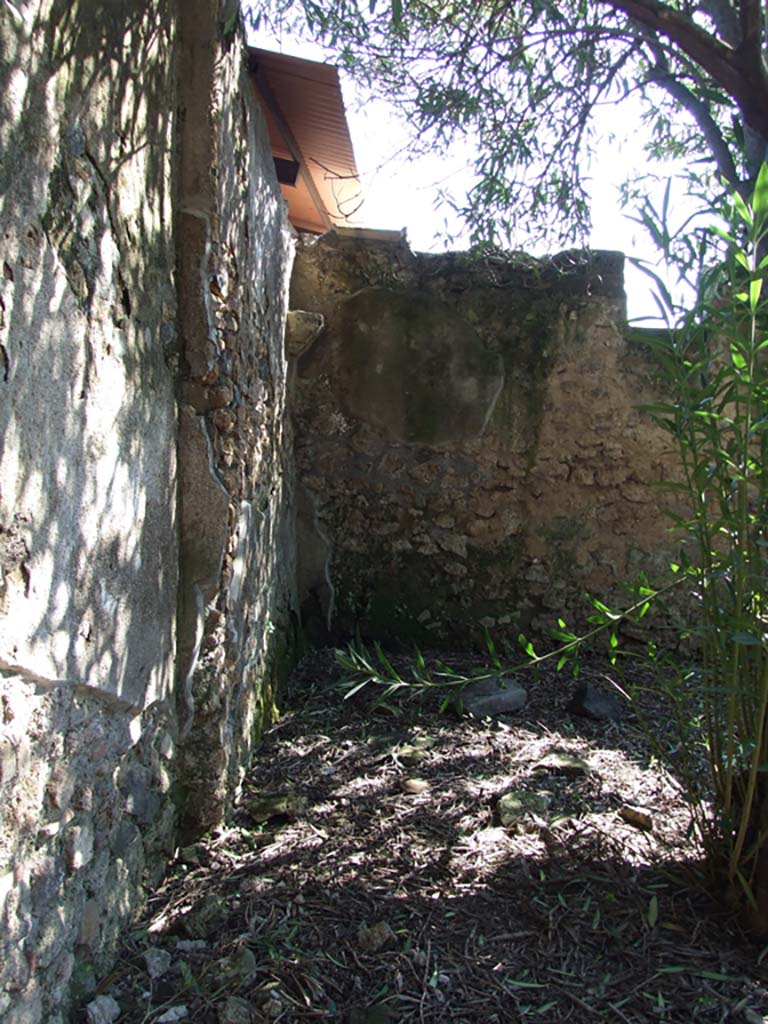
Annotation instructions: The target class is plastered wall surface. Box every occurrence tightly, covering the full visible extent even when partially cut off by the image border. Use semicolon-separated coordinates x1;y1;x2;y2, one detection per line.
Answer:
291;234;681;646
0;4;178;1020
0;2;297;1019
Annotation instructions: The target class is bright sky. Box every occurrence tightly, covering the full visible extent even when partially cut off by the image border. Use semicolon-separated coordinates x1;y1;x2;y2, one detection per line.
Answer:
253;27;692;319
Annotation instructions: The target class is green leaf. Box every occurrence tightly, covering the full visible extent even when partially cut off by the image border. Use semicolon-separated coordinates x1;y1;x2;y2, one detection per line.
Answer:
374;641;402;682
733;189;754;227
223;9;239;35
734;251;751;271
752;162;768;221
647;894;658;928
711;226;736;246
638;400;678;415
177;959;198;989
591;597;620;621
732;631;762;646
750;276;763;311
731;348;747;371
343;677;372;700
518;632;535;657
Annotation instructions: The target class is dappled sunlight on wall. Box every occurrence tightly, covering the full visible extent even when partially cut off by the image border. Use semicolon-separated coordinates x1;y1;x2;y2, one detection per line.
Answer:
1;1;300;1017
0;4;176;1022
0;0;177;707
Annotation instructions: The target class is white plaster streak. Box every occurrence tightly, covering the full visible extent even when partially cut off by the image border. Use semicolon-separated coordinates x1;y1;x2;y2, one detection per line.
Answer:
477;361;506;437
180;206;218;352
200;414;230;501
180;416;230;724
228;500;253;641
0;869;14;912
181;584;206;731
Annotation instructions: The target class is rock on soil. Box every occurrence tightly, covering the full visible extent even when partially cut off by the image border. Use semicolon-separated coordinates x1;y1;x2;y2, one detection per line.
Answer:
568;680;624;721
460;675;527;717
85;996;121;1024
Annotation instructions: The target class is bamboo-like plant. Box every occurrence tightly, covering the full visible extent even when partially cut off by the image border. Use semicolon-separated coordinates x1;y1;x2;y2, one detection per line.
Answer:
632;165;768;929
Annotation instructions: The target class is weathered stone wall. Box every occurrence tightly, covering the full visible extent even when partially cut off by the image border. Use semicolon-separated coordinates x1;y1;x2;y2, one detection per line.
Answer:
174;0;297;841
0;4;179;1020
0;3;297;1020
291;234;679;646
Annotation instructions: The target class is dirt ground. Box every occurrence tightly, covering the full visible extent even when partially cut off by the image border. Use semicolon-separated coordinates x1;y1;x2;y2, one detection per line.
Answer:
83;650;768;1024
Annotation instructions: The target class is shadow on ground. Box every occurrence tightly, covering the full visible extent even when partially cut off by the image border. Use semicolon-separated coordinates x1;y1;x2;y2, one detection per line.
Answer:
79;650;768;1024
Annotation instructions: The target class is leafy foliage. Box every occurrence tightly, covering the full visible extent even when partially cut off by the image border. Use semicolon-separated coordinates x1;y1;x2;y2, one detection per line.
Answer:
634;166;768;922
252;0;768;248
548;168;768;927
335;636;501;714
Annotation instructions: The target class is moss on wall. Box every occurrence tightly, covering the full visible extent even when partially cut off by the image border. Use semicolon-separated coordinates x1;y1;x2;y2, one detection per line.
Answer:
292;239;683;647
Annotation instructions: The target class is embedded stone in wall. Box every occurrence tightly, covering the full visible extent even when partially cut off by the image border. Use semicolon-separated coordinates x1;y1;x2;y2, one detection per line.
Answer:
285;309;324;359
174;0;297;842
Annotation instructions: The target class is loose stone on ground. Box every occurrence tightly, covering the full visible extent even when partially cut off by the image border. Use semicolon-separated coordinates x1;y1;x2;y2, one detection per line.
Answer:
459;675;528;717
568;680;625;721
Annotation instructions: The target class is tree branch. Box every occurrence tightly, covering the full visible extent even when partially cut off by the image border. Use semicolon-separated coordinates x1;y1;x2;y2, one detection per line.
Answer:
636;27;742;189
648;66;741;189
698;0;740;46
596;0;768;138
738;0;762;62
